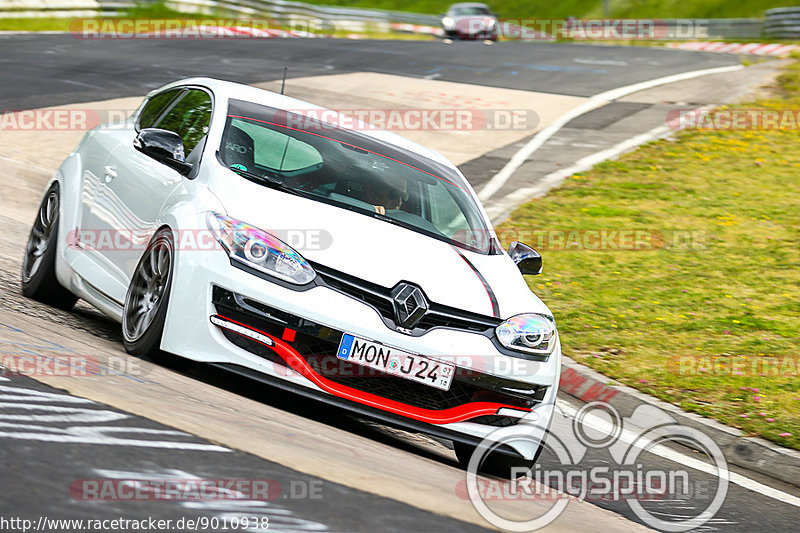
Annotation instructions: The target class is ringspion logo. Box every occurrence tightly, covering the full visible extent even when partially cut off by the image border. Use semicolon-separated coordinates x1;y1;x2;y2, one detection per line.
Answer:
463;402;729;531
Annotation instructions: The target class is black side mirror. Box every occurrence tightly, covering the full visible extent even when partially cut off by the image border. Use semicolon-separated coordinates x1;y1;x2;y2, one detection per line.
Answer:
134;128;192;175
509;241;542;275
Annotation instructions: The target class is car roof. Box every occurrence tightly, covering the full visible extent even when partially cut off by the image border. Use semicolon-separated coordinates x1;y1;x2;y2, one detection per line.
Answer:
150;77;458;171
449;3;491;9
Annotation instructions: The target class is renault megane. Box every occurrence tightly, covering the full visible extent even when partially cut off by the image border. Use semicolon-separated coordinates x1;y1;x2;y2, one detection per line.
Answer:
21;77;559;470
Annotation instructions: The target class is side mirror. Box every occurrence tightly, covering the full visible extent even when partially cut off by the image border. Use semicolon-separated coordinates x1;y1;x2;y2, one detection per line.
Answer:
509;241;542;275
134;128;192;175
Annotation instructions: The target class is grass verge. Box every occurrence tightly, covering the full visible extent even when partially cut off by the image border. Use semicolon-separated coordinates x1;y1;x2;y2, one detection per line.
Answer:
0;3;203;32
498;58;800;449
0;2;435;39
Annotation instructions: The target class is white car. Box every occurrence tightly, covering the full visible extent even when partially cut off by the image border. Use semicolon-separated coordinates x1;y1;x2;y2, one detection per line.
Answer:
441;3;499;41
21;77;560;472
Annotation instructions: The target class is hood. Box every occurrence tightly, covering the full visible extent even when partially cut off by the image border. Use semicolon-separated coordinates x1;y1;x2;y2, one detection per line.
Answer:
208;172;549;319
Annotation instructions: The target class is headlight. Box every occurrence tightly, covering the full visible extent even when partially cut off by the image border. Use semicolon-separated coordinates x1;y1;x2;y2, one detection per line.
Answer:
488;19;497;29
496;314;557;356
442;16;455;28
206;213;316;285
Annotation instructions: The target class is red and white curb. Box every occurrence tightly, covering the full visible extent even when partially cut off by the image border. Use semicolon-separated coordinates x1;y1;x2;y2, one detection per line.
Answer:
667;41;799;57
389;23;444;36
193;25;321;38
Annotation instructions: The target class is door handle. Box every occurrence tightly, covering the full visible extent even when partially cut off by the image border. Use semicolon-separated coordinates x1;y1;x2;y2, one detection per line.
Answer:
103;165;117;182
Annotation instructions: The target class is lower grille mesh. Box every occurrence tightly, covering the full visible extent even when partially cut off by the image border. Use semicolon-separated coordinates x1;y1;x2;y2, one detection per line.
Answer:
212;286;542;420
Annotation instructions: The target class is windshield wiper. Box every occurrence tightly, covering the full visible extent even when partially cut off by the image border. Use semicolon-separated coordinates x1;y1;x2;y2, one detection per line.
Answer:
226;166;308;199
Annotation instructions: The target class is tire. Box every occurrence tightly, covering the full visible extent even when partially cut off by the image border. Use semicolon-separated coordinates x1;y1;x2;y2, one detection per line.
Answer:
21;182;78;310
122;227;187;369
454;440;543;479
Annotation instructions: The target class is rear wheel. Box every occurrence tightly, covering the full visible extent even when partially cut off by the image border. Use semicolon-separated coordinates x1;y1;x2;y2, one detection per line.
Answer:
21;182;78;310
122;228;186;369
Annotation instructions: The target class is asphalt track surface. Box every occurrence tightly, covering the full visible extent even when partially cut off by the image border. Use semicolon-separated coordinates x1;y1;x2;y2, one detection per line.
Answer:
0;374;491;533
2;35;800;533
0;35;737;110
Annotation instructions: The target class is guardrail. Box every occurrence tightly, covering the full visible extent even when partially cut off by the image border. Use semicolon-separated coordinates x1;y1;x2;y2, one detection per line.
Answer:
674;18;763;40
0;0;442;34
766;7;800;39
0;0;133;18
161;0;441;34
167;0;440;25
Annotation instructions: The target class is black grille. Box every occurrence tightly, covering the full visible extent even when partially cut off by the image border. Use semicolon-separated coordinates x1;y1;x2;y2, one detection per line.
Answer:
467;415;520;427
222;329;280;363
312;262;500;334
325;368;481;410
315;265;395;318
211;286;544;418
416;311;492;332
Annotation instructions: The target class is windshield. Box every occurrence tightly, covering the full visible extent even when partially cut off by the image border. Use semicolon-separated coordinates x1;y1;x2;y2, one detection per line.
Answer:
220;99;496;254
452;6;491;16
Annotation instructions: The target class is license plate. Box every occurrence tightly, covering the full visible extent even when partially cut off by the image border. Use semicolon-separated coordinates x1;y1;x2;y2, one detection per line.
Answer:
336;334;454;391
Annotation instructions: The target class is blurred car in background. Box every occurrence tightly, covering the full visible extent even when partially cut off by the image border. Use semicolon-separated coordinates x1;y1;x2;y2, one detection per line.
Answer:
441;3;499;41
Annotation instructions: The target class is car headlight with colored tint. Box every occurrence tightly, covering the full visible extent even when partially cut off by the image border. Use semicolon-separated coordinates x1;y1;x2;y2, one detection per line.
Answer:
442;16;455;28
496;314;557;356
206;213;316;285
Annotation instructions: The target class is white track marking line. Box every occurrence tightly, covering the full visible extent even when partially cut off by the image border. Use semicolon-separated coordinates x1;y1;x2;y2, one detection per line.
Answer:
559;401;800;508
478;64;744;202
486;124;671;222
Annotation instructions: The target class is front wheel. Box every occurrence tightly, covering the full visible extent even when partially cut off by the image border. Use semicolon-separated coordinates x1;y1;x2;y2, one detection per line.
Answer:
21;182;78;310
122;227;183;368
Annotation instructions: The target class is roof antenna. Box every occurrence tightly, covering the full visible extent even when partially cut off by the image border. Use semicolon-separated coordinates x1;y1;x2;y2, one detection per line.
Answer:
280;67;288;95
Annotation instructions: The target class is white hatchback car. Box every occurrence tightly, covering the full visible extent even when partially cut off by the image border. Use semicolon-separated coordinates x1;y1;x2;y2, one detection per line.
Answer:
21;78;560;471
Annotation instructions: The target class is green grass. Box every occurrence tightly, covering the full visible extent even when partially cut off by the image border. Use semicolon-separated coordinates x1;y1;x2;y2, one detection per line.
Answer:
0;3;206;32
0;1;437;37
236;0;797;19
0;17;75;31
498;59;800;449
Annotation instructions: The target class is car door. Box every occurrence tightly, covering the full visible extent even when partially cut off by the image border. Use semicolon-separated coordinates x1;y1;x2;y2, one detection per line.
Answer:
72;89;185;302
96;87;213;301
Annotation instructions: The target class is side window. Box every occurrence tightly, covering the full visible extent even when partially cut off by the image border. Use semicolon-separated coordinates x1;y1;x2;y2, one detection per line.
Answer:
427;181;468;236
136;89;182;130
155;89;213;154
231;118;322;171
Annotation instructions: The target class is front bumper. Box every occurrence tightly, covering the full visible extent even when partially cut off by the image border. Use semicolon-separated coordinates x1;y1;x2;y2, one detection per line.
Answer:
160;246;560;459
